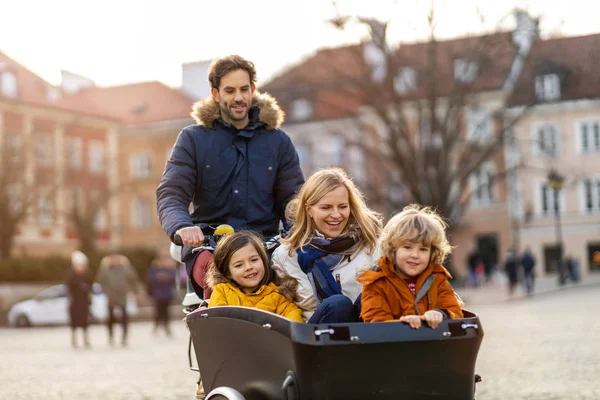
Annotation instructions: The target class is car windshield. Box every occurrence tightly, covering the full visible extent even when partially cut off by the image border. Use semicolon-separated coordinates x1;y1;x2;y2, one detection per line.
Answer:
36;285;67;300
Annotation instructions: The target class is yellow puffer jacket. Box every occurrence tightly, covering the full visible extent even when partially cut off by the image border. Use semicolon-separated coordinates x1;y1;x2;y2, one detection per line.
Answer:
209;282;304;323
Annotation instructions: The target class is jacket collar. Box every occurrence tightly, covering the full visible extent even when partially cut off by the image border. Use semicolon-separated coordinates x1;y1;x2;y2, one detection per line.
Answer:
358;256;452;290
190;91;285;130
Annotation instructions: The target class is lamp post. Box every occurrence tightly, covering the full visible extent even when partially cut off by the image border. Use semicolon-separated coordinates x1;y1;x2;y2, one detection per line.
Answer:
547;169;565;283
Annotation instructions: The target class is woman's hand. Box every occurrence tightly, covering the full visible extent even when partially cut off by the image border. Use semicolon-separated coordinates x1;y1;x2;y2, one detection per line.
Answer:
422;310;444;329
399;315;422;329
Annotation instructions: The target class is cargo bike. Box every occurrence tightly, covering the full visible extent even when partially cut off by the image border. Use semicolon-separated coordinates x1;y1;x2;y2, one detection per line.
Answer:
172;226;483;400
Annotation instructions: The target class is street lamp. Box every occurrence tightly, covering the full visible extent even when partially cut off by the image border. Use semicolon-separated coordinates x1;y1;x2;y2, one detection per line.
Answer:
547;169;565;283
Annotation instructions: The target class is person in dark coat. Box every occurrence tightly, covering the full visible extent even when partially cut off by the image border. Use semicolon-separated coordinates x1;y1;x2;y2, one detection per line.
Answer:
503;248;521;296
520;247;536;295
146;252;177;335
65;250;92;348
467;247;484;287
156;55;305;301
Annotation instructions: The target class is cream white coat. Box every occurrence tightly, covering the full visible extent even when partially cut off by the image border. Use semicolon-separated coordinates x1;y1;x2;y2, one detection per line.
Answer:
271;243;380;321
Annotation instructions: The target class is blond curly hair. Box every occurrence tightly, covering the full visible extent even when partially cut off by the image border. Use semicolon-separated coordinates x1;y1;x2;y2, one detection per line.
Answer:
380;204;452;266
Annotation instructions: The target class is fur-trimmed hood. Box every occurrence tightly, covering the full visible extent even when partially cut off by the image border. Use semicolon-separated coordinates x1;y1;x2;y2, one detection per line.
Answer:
190;91;285;130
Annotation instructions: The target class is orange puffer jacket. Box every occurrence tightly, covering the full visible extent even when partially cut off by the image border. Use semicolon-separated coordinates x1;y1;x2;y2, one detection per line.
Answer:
358;257;463;323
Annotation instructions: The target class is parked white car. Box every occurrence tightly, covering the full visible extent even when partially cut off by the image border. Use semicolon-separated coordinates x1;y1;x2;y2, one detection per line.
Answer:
7;283;138;327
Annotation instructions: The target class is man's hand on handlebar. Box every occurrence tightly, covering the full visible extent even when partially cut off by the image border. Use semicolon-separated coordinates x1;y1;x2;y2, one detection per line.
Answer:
175;226;205;247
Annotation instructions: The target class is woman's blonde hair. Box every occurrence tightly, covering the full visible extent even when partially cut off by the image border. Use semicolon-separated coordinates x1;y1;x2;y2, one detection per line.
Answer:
284;168;382;254
380;204;452;266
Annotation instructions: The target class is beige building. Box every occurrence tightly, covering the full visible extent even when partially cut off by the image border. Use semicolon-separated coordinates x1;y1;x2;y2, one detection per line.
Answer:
262;13;539;279
0;50;120;257
0;50;198;258
505;33;600;276
65;81;196;251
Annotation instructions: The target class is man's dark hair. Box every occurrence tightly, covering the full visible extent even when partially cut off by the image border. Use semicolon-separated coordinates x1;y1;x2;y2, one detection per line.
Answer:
208;55;257;90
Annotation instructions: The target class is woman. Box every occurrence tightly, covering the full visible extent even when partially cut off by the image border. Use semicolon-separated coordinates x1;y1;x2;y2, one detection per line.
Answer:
66;250;93;348
272;168;382;323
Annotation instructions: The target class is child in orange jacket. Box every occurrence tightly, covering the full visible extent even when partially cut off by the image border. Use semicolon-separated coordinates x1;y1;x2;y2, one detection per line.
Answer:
358;204;463;328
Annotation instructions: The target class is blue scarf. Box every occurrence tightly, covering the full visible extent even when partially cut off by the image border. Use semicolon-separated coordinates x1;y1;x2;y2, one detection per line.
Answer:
296;234;358;302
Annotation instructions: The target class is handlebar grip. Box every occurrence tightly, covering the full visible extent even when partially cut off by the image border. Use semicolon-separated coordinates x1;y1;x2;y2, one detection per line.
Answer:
173;234;183;246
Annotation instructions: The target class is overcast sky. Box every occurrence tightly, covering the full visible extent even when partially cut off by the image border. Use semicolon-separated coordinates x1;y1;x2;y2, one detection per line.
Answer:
1;0;598;89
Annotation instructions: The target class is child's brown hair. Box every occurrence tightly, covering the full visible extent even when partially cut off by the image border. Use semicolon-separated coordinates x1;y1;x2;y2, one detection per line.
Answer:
206;231;298;302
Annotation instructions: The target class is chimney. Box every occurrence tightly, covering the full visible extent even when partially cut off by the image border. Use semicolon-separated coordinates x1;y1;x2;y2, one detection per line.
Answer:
181;60;211;100
512;9;539;49
60;70;95;94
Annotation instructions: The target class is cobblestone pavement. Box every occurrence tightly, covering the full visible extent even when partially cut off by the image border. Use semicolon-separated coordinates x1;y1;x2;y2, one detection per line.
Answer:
0;285;598;399
472;284;600;400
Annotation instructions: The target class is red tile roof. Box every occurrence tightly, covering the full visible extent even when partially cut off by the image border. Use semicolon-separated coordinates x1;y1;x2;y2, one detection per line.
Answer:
0;50;116;119
262;32;517;121
508;33;600;106
0;49;194;124
65;81;195;125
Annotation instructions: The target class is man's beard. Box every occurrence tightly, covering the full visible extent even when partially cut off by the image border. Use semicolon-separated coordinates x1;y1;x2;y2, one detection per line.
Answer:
220;101;248;123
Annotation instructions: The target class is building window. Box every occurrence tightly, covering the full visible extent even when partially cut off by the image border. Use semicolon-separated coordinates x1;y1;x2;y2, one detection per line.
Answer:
130;153;151;178
579;121;600;153
454;59;478;83
131;198;152;228
89;141;104;173
38;195;52;227
582;178;600;213
470;164;495;207
327;137;344;166
8;190;22;215
467;109;492;142
36;137;52;166
540;183;562;216
535;74;560;101
289;98;313;122
394;66;417;94
94;208;108;230
66;138;83;169
46;86;62;101
534;124;559;157
6;135;22;163
66;188;85;220
363;41;387;83
1;71;17;98
294;143;311;171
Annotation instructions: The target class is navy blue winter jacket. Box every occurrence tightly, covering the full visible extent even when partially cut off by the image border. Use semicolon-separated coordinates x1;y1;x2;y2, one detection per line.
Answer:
156;92;304;262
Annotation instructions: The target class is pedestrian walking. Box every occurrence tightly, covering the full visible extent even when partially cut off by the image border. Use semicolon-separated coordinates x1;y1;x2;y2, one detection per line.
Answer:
96;252;139;346
503;248;521;296
520;247;536;295
565;254;581;283
147;251;177;336
467;247;484;287
66;250;93;348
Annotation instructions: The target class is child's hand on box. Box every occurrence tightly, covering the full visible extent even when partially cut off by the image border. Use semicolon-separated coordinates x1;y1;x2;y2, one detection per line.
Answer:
399;315;422;329
421;310;444;329
399;310;444;329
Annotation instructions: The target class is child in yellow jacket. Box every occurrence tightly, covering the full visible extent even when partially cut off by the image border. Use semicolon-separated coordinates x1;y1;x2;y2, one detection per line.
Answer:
205;231;303;323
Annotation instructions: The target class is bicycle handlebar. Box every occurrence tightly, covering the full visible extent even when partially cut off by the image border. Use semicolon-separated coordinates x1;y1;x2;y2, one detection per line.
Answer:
173;234;183;246
173;232;282;253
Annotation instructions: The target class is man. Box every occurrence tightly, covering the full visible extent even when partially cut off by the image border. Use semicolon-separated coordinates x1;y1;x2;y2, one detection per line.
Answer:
520;247;536;295
157;55;304;300
96;252;139;346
